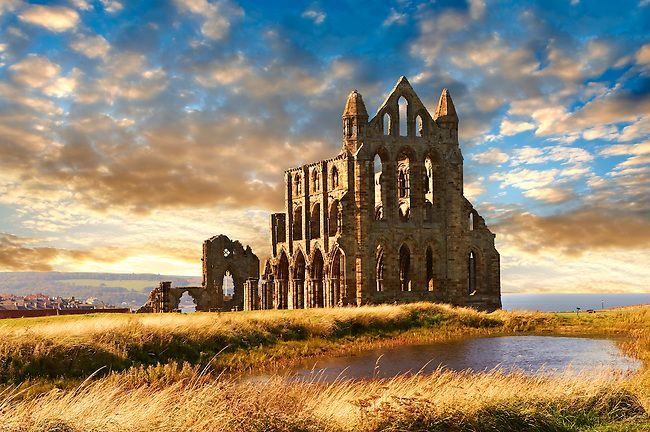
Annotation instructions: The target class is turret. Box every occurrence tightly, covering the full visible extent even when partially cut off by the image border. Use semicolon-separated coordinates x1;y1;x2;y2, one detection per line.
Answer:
434;88;458;136
342;89;368;153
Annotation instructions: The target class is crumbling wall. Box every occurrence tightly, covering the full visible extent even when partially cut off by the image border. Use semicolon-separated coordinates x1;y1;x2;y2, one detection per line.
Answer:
139;235;260;313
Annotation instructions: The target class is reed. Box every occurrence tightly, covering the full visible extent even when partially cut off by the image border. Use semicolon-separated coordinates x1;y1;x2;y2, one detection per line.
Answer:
0;364;647;432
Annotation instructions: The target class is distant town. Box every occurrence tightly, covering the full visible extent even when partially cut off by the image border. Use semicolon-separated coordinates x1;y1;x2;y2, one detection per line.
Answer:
0;293;128;319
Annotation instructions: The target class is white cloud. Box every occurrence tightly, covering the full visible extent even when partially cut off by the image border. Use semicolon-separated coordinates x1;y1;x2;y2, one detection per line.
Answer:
9;55;61;88
383;8;406;26
0;0;20;16
472;148;510;165
469;0;486;19
491;168;559;191
510;145;593;167
636;44;650;65
19;5;80;32
302;9;326;25
71;35;111;59
620;116;650;141
523;187;572;204
174;0;243;40
43;69;80;98
100;0;123;13
582;125;619;141
500;119;535;136
599;141;650;157
70;0;92;10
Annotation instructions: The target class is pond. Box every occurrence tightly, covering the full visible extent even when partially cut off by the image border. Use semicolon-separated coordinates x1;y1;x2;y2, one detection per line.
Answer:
251;336;641;382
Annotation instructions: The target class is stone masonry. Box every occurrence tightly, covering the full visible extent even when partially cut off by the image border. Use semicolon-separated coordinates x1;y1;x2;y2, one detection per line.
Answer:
261;77;501;311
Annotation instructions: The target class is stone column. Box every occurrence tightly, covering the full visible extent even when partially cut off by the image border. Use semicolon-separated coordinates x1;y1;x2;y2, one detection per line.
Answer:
243;278;259;311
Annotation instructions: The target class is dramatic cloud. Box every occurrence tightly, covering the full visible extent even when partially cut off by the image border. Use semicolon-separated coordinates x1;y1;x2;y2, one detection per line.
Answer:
0;0;647;292
495;208;650;257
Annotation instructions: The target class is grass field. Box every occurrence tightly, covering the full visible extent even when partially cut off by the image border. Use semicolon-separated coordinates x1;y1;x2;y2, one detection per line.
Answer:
0;303;648;431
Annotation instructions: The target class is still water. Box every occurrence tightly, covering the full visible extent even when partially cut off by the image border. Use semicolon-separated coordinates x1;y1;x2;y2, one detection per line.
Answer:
259;336;641;382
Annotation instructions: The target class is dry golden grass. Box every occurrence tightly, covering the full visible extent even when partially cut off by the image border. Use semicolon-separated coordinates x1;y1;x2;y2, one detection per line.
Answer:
0;365;647;432
0;303;648;431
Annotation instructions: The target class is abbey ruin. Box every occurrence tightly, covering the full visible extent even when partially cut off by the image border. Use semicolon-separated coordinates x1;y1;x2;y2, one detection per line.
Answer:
141;77;501;313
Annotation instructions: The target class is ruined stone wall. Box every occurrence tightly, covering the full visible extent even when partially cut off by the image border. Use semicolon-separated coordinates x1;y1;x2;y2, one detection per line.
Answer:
140;235;260;313
203;235;259;311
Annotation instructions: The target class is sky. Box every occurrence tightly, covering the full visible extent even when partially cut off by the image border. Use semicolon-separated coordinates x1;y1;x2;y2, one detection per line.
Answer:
0;0;649;294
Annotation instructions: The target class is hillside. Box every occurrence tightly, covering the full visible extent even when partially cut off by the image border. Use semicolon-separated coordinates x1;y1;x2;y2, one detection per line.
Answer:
0;272;201;308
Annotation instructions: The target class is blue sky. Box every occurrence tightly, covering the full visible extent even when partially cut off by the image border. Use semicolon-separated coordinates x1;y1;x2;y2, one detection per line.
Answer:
0;0;649;293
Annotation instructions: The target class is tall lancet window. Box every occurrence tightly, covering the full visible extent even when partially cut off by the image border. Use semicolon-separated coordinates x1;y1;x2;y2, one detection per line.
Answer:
398;97;408;136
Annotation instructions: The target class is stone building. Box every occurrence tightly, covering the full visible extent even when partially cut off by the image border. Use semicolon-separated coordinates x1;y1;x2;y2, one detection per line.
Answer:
260;77;501;311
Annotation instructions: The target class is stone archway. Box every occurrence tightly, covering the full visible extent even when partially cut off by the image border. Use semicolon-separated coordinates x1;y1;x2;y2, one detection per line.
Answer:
310;249;324;308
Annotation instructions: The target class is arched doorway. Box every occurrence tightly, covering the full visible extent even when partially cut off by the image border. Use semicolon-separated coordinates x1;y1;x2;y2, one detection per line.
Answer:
276;252;289;309
222;270;234;303
293;251;306;309
399;244;411;292
328;248;345;307
310;249;324;308
178;291;196;313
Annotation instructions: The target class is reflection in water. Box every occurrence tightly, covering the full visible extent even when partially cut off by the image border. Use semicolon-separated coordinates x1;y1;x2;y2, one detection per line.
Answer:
254;336;641;382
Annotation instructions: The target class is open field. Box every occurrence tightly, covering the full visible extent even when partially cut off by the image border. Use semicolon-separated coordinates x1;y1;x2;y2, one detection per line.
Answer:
0;303;648;431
